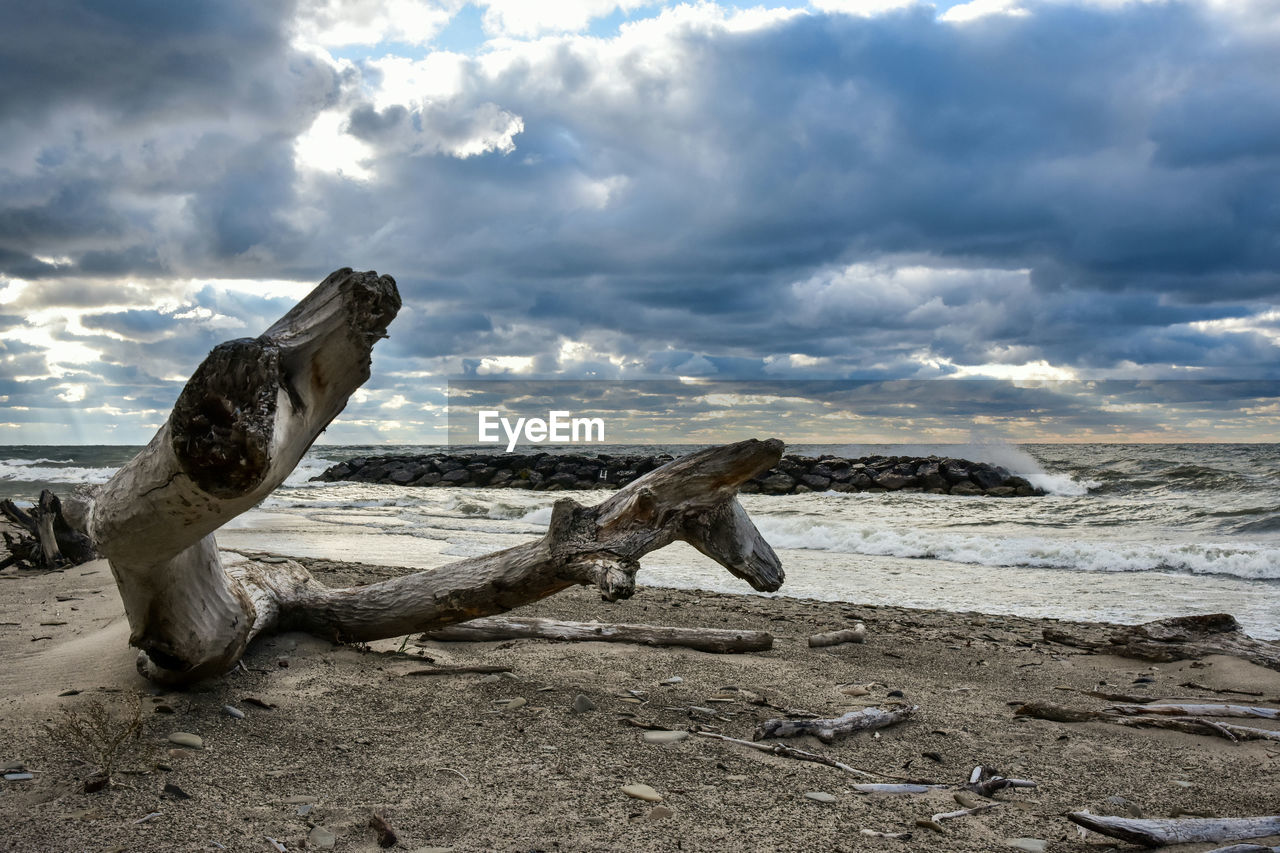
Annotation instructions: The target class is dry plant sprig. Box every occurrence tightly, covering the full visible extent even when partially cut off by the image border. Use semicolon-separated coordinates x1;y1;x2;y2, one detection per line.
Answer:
45;697;144;784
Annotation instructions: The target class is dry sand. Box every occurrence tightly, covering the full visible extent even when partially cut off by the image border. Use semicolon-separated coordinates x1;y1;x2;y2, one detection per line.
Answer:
2;554;1278;852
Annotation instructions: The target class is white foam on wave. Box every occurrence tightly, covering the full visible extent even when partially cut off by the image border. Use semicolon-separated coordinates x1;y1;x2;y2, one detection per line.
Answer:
755;516;1280;580
0;462;119;485
810;440;1097;497
951;440;1099;497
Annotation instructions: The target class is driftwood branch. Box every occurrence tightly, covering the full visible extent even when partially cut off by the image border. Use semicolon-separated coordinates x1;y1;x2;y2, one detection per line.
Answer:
66;268;787;685
1;490;96;571
1045;614;1280;673
808;623;866;647
1106;703;1280;720
754;705;917;743
418;616;773;653
1015;702;1280;742
1068;812;1280;847
691;731;937;783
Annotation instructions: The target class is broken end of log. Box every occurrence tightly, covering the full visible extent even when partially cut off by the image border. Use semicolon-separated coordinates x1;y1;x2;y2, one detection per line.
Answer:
171;338;280;498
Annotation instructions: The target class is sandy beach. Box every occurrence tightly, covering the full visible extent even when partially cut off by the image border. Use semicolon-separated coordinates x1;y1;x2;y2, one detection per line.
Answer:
2;551;1278;853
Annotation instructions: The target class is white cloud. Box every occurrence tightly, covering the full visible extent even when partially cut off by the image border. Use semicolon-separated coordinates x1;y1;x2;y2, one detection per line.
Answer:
57;383;88;402
939;0;1029;22
292;0;457;49
295;109;377;179
477;0;654;37
810;0;922;17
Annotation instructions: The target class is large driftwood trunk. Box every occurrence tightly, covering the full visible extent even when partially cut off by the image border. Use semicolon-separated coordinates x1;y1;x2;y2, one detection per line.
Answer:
74;268;786;685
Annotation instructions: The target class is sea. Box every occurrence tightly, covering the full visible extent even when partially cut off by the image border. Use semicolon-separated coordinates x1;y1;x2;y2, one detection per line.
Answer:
3;443;1278;638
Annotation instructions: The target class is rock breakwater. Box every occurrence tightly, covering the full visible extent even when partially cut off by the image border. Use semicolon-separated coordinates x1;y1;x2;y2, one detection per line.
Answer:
313;452;1043;497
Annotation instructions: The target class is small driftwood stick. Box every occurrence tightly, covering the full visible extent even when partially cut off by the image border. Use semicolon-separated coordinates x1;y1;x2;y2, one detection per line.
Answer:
1106;703;1280;720
808;623;866;647
854;783;947;794
1068;812;1280;847
419;616;773;654
934;803;1001;821
692;731;931;782
754;705;916;743
402;665;513;676
859;830;912;840
966;765;1037;797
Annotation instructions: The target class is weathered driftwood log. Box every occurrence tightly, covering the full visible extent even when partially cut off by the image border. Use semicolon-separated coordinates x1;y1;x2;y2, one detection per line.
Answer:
419;616;773;653
808;623;866;647
1202;845;1280;853
754;705;916;742
0;491;96;570
1106;703;1280;720
1015;702;1280;742
1067;812;1280;847
1044;614;1280;673
67;269;786;685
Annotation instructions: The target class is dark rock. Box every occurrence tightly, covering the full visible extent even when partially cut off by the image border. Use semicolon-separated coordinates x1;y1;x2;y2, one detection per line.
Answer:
440;469;470;485
800;474;831;491
875;470;916;491
756;473;796;495
970;465;1005;490
950;481;984;496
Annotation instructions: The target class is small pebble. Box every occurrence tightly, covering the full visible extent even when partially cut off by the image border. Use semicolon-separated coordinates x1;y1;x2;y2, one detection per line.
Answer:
804;792;836;803
481;674;502;684
642;731;689;745
1173;780;1194;788
660;676;683;685
222;705;245;720
648;805;674;820
572;694;596;713
163;782;191;800
953;791;982;809
308;825;336;849
583;816;606;826
296;804;314;816
915;819;945;834
502;697;526;711
621;784;662;802
887;689;905;698
4;773;34;782
840;685;870;696
1005;839;1047;853
167;732;203;749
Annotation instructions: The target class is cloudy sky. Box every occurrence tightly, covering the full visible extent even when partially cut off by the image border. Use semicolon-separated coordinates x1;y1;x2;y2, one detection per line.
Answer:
1;0;1278;445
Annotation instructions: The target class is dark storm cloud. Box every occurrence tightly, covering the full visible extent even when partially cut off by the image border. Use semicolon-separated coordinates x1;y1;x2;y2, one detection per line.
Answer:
3;0;1280;445
282;0;1277;381
0;0;343;279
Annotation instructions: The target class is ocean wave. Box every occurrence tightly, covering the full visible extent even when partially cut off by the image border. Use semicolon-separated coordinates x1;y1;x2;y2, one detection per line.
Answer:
755;516;1280;580
0;462;119;485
